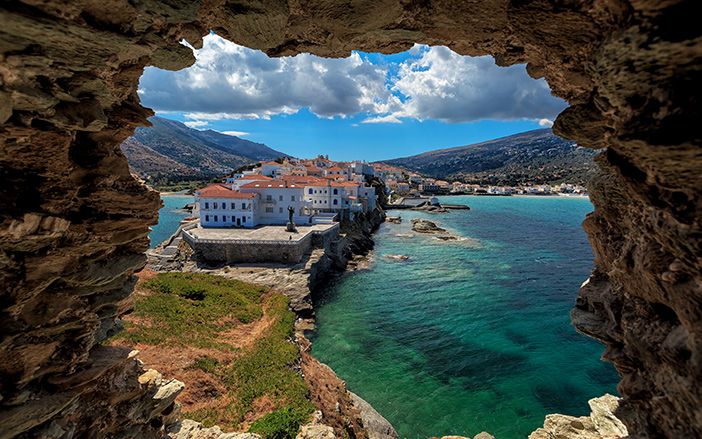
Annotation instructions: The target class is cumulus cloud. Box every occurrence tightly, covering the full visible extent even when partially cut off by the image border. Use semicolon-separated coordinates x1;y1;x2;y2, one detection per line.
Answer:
538;118;554;127
183;120;209;128
139;35;566;124
361;114;402;124
221;130;250;137
385;46;566;123
140;34;393;119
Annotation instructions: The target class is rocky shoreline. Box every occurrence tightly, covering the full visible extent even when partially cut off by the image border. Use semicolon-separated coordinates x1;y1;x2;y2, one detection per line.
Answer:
148;208;626;439
147;207;396;439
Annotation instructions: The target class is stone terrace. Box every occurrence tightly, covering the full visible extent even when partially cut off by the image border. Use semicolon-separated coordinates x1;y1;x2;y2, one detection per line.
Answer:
185;223;337;243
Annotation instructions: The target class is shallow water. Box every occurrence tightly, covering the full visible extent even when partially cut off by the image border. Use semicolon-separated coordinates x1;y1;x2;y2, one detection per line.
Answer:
310;195;618;439
148;195;194;248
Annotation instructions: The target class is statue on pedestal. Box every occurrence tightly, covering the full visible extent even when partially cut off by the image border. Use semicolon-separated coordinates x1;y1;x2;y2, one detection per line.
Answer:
286;205;297;232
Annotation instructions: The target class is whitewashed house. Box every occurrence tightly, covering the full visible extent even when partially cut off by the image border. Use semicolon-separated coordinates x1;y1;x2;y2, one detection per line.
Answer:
197;184;257;228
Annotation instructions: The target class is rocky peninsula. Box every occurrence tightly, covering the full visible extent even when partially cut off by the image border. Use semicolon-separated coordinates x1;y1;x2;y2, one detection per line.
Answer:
141;207;397;439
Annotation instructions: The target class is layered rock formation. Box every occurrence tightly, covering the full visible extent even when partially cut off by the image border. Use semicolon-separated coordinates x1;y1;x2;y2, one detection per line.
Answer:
0;1;699;438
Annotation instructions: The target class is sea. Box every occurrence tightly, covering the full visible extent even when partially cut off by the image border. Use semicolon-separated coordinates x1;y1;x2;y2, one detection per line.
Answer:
148;194;194;248
309;195;619;438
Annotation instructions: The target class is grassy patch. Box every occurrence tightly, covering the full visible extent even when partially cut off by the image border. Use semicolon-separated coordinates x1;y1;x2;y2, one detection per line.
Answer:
226;294;314;427
115;272;266;349
187;356;221;375
112;272;313;437
249;406;312;439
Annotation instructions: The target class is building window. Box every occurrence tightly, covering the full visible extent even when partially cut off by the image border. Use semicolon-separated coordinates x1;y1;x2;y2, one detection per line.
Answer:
266;207;273;213
214;215;218;222
324;200;327;204
242;217;246;223
333;188;338;195
204;202;209;209
266;195;272;201
279;207;283;213
291;195;295;201
223;215;227;222
324;190;327;194
242;202;246;209
333;199;338;205
205;215;209;221
231;202;235;209
279;195;283;201
213;202;218;209
308;188;313;194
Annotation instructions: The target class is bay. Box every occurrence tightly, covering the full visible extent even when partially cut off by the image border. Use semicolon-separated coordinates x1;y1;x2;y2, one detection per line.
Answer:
310;195;618;438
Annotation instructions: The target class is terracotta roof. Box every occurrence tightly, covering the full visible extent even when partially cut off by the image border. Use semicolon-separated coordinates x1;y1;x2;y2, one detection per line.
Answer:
260;161;281;166
238;175;273;180
197;184;257;199
326;166;344;171
331;181;361;187
240;179;303;189
281;176;329;186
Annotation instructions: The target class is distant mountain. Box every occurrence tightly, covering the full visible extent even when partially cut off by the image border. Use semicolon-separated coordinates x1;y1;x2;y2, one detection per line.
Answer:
382;129;597;185
121;116;286;181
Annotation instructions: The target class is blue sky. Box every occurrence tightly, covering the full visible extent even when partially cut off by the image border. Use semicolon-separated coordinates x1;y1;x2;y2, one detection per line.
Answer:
139;34;566;161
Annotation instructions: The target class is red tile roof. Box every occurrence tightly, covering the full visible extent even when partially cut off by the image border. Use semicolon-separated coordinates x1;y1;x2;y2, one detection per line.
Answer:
331;181;361;187
240;179;303;189
197;184;257;199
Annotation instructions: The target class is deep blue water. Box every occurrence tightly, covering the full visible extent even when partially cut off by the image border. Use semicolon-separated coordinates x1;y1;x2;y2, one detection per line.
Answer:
148;195;194;248
310;195;619;438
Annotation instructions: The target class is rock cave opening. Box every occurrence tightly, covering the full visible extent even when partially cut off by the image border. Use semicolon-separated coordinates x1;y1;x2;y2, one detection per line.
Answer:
1;1;699;438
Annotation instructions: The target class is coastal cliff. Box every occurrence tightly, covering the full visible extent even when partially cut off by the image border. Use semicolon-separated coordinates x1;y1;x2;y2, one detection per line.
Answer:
138;207;392;438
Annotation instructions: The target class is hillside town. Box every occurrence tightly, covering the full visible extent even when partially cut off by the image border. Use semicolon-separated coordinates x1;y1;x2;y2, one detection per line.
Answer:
192;156;588;232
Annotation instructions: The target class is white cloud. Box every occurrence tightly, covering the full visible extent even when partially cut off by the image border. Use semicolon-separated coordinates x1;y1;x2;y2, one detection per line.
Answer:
139;36;566;124
387;46;566;123
361;114;402;124
140;34;392;119
183;120;209;128
538;118;554;127
220;130;250;137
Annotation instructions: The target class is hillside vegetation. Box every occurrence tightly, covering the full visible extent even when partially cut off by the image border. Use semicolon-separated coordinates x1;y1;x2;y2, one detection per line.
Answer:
384;129;597;185
111;272;313;438
121;117;285;184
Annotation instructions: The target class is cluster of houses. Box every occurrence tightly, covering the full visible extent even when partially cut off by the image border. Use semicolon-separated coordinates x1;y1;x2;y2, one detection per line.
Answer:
374;163;588;197
195;157;379;228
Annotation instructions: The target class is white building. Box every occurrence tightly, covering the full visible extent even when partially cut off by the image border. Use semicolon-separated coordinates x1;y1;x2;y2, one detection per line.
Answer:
196;173;378;229
197;184;257;228
239;180;312;225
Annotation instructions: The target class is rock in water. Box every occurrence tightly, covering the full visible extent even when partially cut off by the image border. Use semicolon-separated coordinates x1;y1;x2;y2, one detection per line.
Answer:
384;254;409;261
411;218;447;233
349;392;398;439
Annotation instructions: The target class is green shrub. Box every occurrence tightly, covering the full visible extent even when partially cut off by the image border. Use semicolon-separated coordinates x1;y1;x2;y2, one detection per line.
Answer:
248;406;311;439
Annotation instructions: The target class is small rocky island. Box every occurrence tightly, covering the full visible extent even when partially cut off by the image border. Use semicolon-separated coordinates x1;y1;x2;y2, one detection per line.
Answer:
411;218;447;233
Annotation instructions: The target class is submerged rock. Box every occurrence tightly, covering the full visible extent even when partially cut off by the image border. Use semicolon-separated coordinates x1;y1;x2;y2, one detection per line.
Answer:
386;216;402;224
384;254;409;261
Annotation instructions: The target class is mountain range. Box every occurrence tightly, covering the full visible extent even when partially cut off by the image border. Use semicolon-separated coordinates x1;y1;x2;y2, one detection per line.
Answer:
122;119;596;187
121;116;285;182
382;129;597;185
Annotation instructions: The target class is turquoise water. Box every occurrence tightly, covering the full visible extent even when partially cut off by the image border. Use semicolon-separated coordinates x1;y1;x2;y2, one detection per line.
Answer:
148;195;194;248
310;195;619;439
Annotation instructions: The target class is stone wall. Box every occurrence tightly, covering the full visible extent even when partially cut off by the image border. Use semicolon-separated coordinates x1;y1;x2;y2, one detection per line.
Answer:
186;234;313;264
0;1;699;438
183;225;339;264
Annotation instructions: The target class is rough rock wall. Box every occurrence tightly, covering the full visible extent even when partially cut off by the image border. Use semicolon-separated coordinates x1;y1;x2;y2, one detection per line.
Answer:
0;1;699;438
